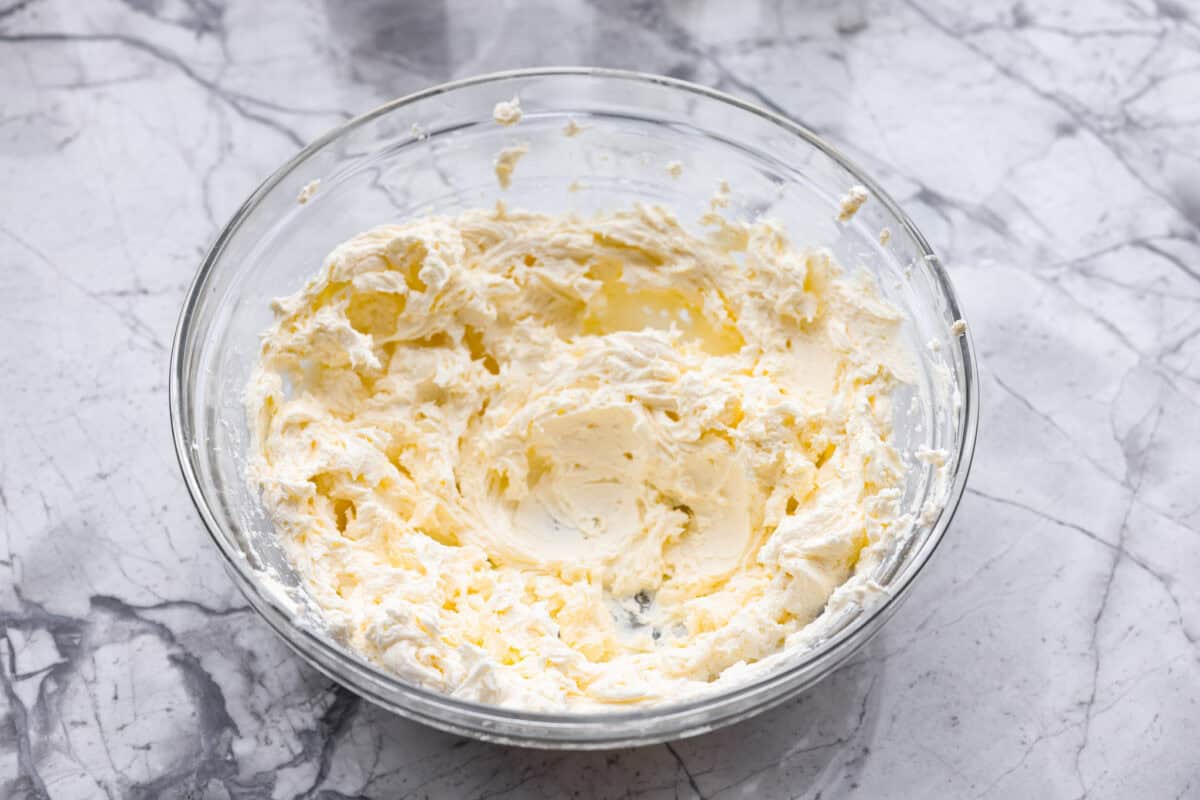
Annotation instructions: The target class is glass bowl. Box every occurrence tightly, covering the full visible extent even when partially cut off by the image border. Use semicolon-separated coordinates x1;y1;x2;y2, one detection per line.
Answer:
170;68;978;749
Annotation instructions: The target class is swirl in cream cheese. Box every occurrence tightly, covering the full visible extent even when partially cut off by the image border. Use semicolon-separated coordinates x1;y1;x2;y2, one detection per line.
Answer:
247;203;915;709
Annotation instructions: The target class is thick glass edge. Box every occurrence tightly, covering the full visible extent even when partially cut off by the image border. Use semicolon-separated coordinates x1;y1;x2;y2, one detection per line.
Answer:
168;67;980;732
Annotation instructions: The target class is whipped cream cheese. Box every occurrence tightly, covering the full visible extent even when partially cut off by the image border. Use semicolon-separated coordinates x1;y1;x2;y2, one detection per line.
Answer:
297;179;320;205
493;144;528;190
837;185;869;222
247;203;916;709
492;97;522;127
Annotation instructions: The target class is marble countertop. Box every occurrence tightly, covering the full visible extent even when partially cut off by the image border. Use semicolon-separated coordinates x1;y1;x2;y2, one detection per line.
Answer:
3;0;1199;796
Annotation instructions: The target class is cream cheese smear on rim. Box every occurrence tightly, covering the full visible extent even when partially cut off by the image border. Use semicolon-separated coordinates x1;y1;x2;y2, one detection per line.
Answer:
246;201;923;710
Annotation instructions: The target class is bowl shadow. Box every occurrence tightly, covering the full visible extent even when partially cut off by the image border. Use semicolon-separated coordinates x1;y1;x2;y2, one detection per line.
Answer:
301;637;887;798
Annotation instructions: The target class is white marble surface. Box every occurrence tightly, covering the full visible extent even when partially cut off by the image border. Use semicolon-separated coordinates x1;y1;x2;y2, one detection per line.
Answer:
2;0;1199;796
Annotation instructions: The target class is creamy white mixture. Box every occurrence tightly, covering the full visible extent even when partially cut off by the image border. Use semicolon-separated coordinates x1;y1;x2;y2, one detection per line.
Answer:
247;203;917;709
492;97;522;127
493;145;528;190
837;185;869;222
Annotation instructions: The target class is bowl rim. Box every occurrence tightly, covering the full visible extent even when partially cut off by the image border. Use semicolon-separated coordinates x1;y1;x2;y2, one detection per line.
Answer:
169;66;979;731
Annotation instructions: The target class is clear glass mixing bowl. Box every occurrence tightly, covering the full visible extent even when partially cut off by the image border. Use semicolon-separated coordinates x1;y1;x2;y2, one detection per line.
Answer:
170;68;978;748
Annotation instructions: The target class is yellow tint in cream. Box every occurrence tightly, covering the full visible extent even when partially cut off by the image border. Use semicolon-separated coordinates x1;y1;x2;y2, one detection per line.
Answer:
247;204;915;709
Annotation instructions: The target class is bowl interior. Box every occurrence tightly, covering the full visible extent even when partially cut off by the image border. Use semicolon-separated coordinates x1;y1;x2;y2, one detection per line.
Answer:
173;69;973;746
